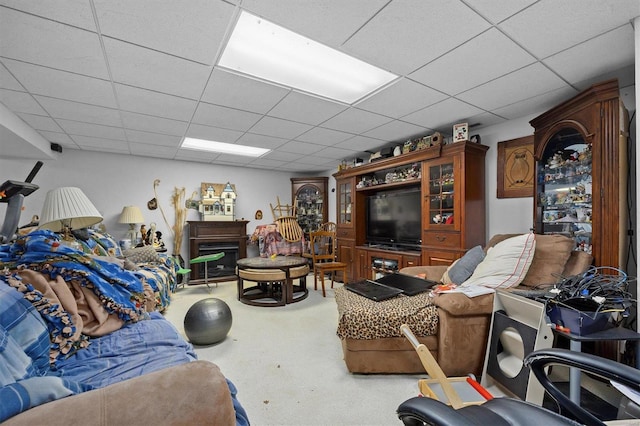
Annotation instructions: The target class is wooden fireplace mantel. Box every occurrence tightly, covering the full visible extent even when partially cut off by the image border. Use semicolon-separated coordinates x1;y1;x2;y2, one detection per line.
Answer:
187;220;249;285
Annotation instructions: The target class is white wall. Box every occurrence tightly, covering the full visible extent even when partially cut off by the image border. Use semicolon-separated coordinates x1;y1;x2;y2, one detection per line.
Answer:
0;150;300;259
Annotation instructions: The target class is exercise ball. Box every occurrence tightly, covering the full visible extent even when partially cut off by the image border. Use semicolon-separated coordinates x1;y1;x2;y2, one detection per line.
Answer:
184;298;232;345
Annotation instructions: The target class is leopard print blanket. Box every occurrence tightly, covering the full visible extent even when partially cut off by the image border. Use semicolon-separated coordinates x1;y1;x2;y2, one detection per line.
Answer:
335;287;438;340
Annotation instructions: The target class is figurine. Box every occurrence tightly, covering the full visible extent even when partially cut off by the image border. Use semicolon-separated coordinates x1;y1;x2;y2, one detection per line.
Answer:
139;224;147;246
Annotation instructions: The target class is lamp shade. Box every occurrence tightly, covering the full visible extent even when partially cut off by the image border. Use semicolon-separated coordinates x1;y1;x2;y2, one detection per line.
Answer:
118;205;145;224
39;187;103;232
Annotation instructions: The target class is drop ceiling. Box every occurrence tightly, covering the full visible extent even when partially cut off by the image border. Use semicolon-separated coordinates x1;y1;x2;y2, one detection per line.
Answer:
0;0;637;172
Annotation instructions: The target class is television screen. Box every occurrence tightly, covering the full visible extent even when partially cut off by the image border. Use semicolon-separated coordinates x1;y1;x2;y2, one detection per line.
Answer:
366;188;421;248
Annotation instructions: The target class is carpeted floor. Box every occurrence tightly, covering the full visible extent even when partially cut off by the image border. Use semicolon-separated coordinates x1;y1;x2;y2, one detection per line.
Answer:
162;275;425;426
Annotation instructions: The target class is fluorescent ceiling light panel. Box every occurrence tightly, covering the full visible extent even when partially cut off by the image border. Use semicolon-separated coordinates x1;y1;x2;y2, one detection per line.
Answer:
218;11;398;104
181;137;270;157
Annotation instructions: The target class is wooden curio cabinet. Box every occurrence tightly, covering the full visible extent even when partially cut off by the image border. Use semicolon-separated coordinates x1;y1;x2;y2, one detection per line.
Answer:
421;143;489;266
530;79;629;270
335;175;356;282
291;177;328;237
333;141;488;282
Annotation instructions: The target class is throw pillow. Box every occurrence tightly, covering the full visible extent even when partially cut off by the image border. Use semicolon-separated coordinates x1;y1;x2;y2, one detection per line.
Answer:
440;245;485;285
461;233;536;289
520;234;575;288
123;245;161;264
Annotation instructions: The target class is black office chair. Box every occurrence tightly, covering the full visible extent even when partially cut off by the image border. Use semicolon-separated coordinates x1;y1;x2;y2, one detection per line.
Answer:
397;348;640;426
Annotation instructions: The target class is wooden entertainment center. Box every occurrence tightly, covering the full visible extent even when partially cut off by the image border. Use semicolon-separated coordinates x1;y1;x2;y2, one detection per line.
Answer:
333;141;489;282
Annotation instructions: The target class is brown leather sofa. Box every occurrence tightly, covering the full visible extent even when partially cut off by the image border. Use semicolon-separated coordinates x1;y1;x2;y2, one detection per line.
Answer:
4;361;237;426
336;234;593;376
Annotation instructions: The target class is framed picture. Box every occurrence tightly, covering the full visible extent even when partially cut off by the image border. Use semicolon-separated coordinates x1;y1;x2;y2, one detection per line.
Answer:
453;122;469;143
497;135;535;198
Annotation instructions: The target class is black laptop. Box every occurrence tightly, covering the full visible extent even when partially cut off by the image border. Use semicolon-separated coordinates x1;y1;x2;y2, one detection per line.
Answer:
345;280;403;301
375;273;437;296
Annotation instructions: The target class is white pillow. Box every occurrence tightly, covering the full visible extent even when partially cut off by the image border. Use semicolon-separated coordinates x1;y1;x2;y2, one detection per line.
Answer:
461;233;536;289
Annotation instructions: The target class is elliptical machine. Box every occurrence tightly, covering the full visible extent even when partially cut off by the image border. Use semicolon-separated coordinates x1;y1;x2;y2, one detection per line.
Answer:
0;161;42;243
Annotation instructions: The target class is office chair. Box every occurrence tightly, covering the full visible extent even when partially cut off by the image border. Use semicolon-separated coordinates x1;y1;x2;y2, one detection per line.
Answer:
397;348;640;426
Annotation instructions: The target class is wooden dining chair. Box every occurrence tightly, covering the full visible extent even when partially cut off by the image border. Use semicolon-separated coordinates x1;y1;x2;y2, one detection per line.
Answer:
309;230;348;297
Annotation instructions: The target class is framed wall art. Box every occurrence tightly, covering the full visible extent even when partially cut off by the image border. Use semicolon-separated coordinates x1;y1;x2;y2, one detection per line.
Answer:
497;135;535;198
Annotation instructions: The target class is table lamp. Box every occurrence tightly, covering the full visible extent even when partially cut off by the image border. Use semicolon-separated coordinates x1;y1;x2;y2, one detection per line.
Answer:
118;205;145;245
39;187;103;243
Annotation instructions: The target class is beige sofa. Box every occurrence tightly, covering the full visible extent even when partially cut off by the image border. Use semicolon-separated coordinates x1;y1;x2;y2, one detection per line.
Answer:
335;234;593;376
4;361;237;426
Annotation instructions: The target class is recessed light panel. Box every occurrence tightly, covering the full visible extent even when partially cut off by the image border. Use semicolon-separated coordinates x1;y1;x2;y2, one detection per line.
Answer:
182;137;270;157
218;11;397;104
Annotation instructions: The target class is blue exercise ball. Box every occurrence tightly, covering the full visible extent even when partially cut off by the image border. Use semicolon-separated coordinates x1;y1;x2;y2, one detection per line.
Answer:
184;298;232;345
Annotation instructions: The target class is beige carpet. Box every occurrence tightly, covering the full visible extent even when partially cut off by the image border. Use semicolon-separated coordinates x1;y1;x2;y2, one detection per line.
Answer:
162;275;424;426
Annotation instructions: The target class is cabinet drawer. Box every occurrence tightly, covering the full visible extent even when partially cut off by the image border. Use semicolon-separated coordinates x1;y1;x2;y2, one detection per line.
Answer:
423;231;460;248
337;228;354;239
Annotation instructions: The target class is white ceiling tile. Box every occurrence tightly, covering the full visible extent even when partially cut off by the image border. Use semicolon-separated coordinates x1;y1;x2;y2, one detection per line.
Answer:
16;113;64;132
321;108;392;134
314;145;359;161
192;102;262;131
71;134;130;151
456;63;569;111
267;91;347;125
0;8;109;79
363;121;429;143
94;0;235;64
261;150;303;162
185;123;243;144
402;98;485;130
277;140;325;155
236;133;287;149
211;153;255;165
0;89;48;115
0;64;25;90
104;38;212;99
248;116;312;139
0;0;97;31
356;78;447;118
37;130;76;146
295;127;354;146
463;0;537;24
57;119;126;140
338;135;387;152
201;69;290;114
543;25;635;86
491;86;580;120
74;145;130;155
240;0;388;47
409;28;537;95
34;96;122;127
120;111;188;136
115;84;198;121
3;59;117;108
498;0;640;59
248;158;286;168
129;143;178;158
342;0;491;75
125;129;181;147
463;112;506;131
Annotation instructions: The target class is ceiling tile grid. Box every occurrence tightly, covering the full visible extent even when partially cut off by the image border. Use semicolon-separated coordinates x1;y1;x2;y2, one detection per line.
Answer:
0;0;637;171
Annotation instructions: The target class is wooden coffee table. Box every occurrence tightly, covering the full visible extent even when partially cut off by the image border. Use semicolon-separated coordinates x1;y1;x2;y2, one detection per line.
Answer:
236;256;309;306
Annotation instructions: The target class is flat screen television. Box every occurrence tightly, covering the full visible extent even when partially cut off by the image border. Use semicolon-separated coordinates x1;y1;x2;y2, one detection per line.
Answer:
366;187;421;250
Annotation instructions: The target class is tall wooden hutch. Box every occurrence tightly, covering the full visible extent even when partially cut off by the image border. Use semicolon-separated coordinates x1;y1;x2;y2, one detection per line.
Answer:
333;142;488;282
530;79;629;269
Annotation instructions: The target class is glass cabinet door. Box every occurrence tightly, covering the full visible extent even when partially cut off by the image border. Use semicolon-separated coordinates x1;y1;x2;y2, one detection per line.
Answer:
535;127;592;253
338;179;352;226
295;184;324;235
427;161;455;228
